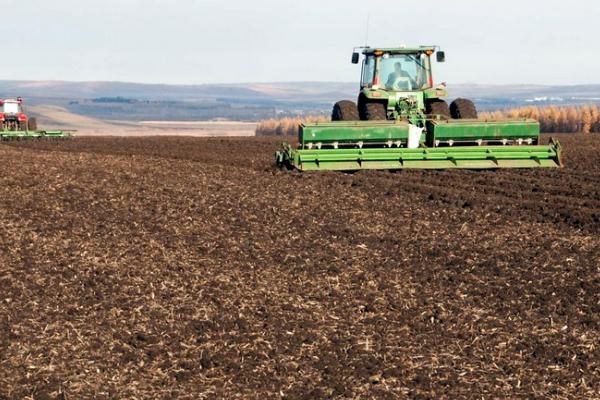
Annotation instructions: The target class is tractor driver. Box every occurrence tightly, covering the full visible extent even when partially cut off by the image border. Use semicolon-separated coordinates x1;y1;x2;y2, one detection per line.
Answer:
386;62;417;91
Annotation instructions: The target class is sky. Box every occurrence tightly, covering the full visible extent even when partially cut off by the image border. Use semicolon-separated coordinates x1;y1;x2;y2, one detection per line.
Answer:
1;0;599;85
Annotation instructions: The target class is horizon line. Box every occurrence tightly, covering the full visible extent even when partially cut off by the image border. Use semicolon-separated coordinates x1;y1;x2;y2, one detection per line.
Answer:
2;79;600;87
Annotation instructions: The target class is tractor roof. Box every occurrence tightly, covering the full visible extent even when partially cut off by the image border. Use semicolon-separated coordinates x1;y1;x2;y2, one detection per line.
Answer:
362;45;437;55
0;98;22;104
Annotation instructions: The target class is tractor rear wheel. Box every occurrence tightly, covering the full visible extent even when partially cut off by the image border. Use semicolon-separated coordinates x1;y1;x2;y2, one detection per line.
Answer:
27;118;37;131
19;121;27;131
360;101;387;120
425;99;451;119
331;100;359;121
450;98;478;119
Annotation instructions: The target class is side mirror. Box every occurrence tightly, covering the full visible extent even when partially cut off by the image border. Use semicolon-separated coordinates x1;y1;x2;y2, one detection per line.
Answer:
436;51;446;63
351;52;360;64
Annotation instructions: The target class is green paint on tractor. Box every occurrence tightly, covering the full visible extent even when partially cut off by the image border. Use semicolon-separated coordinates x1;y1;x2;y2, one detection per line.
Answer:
276;45;562;170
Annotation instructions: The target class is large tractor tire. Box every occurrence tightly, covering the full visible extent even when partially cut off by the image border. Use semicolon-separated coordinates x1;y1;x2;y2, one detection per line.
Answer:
450;98;478;119
19;121;27;131
425;99;451;119
331;100;359;121
27;118;37;131
359;101;387;120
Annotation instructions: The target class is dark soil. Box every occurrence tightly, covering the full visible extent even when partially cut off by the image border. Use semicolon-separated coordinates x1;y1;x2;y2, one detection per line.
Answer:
0;134;598;399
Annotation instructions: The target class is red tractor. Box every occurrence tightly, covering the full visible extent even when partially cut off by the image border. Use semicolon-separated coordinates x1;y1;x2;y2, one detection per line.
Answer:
0;97;37;131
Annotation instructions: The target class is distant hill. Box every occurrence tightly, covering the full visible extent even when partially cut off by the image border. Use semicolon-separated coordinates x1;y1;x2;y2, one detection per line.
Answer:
2;80;600;121
27;105;256;136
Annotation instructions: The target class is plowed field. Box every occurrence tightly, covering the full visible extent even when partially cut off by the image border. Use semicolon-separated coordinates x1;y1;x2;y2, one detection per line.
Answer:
1;134;598;399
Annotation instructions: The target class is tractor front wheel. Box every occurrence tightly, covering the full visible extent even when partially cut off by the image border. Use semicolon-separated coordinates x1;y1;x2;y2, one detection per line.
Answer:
332;100;359;121
360;101;387;120
425;99;451;119
450;98;478;119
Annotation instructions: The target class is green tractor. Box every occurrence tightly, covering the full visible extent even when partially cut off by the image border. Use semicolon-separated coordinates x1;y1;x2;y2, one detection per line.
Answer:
276;45;562;170
334;46;474;123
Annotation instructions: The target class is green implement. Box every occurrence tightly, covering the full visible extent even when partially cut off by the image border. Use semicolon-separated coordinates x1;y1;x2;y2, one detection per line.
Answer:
275;120;562;171
426;119;541;146
275;44;563;171
0;130;73;139
277;141;562;171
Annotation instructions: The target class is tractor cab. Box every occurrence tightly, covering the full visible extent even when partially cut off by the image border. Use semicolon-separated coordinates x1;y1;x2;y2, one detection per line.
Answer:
358;48;436;91
347;46;450;121
1;99;23;115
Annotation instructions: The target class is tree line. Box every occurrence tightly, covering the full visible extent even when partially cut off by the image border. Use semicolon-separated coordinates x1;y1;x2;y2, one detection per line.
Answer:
480;105;600;133
256;105;600;136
